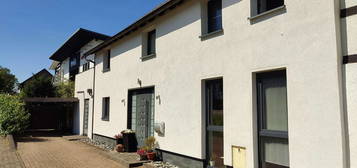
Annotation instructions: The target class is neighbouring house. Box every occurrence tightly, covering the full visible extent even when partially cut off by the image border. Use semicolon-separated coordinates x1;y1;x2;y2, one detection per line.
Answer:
19;69;52;89
48;28;110;134
49;28;110;85
50;0;356;168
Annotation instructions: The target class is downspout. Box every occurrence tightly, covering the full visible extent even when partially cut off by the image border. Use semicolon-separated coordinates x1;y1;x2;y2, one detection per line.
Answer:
334;0;350;167
85;56;96;140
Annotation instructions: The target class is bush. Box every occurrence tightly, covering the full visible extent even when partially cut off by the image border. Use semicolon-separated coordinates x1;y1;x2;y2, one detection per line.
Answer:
0;94;30;135
55;81;74;98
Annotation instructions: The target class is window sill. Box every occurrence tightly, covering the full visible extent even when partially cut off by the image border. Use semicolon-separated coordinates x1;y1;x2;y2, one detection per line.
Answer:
248;5;286;21
141;53;156;61
102;68;110;73
199;29;224;40
101;118;109;121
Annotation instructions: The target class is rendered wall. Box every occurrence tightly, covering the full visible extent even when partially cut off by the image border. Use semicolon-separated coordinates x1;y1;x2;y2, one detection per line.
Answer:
79;0;346;167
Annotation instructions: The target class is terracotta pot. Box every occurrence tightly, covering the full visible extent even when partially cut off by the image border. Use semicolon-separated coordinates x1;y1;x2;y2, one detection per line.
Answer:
115;144;124;152
147;152;156;160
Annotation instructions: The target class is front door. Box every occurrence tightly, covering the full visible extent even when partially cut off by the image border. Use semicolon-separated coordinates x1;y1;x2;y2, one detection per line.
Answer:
83;99;89;136
128;88;155;148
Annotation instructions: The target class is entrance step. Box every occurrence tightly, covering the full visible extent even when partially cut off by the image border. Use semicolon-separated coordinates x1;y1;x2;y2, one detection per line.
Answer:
107;151;150;167
62;135;89;141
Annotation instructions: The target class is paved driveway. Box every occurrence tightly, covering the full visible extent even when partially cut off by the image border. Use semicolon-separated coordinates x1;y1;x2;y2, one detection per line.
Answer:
16;132;124;168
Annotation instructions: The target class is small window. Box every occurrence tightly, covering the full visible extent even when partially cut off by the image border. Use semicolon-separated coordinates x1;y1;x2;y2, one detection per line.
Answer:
207;0;222;33
102;97;110;121
147;30;156;56
257;0;284;14
256;70;289;168
103;50;110;72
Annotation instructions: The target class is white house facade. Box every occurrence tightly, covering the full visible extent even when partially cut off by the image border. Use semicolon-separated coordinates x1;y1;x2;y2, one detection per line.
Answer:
67;0;357;168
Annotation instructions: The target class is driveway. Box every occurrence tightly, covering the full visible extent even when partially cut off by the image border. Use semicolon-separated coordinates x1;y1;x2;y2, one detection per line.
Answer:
16;132;124;168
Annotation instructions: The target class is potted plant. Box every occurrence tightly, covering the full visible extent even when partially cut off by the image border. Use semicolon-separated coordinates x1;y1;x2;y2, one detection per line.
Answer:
137;148;147;160
145;136;156;160
209;154;216;167
114;133;123;145
115;144;124;152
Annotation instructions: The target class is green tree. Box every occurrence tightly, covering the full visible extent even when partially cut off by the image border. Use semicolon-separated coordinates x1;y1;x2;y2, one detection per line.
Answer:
55;81;74;98
20;76;55;98
0;94;30;135
0;66;18;94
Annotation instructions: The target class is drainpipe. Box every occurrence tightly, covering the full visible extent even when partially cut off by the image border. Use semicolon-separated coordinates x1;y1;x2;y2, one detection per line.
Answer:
85;56;96;140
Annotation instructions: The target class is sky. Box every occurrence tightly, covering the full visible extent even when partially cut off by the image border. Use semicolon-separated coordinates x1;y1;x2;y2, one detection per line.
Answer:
0;0;166;83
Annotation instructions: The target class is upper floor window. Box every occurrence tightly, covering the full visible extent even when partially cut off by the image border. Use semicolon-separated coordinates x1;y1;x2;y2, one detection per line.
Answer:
103;50;110;72
207;0;222;33
257;0;284;14
70;56;79;69
147;30;156;56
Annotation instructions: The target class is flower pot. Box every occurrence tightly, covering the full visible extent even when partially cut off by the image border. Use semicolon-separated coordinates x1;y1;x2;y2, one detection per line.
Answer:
147;152;156;160
139;154;147;161
209;161;215;167
116;138;123;145
115;144;124;152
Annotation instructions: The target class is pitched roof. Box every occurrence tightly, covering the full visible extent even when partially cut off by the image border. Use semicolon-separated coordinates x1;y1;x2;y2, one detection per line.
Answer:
49;28;110;61
83;0;185;57
20;69;53;88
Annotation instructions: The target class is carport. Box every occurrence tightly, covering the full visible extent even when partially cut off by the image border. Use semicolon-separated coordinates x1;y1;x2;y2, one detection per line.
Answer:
23;97;79;132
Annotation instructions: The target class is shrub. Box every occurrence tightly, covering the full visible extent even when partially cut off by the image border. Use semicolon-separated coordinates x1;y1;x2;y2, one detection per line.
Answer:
55;81;74;98
0;94;30;135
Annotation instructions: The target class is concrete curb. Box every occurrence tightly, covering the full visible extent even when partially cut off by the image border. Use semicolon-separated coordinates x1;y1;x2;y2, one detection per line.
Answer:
6;134;17;151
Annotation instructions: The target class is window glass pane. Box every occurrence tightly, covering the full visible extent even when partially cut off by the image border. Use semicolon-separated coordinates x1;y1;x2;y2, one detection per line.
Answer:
208;131;224;168
262;74;288;131
207;0;222;33
147;30;156;55
262;137;289;168
258;0;284;14
208;79;223;126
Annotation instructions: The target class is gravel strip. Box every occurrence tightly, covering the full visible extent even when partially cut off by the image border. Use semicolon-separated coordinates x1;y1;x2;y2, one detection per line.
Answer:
148;161;179;168
79;138;114;151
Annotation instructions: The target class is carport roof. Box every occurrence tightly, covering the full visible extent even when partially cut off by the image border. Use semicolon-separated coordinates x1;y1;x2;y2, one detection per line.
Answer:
23;97;79;103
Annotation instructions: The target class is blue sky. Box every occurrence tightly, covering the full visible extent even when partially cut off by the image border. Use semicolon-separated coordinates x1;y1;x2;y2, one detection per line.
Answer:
0;0;165;82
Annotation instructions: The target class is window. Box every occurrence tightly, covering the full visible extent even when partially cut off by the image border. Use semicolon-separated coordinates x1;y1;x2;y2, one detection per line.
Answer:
82;62;90;72
205;79;224;168
70;56;79;69
257;0;284;14
207;0;222;33
256;70;289;168
147;30;156;56
103;50;110;72
102;97;110;121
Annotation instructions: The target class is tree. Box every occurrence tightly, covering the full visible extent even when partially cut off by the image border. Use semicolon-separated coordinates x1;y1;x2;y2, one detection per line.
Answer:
20;76;56;98
0;66;18;94
55;81;74;98
0;94;30;135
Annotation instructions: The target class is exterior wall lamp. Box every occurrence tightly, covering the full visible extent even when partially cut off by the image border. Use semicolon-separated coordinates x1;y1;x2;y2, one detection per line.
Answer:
87;89;93;97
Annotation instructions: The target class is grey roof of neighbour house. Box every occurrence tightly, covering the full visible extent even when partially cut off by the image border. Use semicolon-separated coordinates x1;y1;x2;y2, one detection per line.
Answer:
20;69;53;88
49;28;110;61
83;0;185;57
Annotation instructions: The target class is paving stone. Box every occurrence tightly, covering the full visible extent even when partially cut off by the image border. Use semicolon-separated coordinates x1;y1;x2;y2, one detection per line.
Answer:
15;134;125;168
